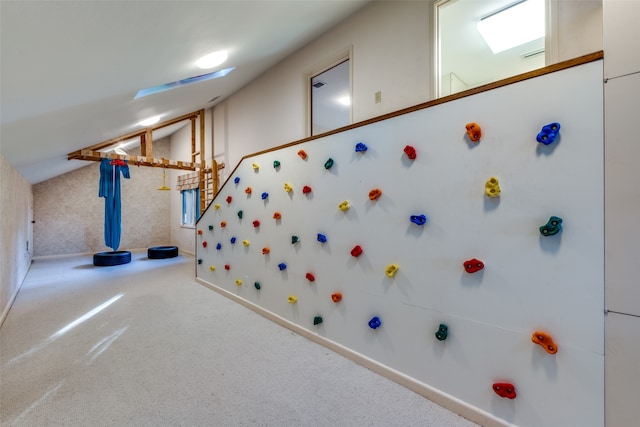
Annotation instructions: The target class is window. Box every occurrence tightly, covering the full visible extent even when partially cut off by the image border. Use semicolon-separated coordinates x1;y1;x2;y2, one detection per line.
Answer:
310;58;351;136
181;188;200;227
434;0;546;97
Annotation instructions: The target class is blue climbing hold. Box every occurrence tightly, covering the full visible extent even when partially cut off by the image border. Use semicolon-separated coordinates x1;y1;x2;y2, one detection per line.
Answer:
317;233;327;243
216;243;222;250
410;214;428;226
230;237;237;244
355;142;368;153
536;122;561;145
261;192;269;200
234;176;240;184
278;262;287;271
368;316;381;329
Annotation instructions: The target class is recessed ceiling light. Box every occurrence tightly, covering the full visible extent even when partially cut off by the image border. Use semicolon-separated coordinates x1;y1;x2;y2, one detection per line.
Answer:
196;50;228;69
138;116;161;127
477;0;545;54
338;96;351;106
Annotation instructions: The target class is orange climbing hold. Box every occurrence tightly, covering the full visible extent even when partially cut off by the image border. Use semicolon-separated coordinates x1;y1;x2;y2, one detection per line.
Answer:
245;186;252;194
297;149;308;159
368;188;382;200
531;331;558;354
331;292;342;303
220;221;227;228
465;122;482;142
262;247;270;255
273;212;282;220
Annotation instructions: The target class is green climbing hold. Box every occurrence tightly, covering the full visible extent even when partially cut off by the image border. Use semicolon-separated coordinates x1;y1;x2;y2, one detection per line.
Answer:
197;259;203;265
273;160;281;168
291;235;300;244
313;316;323;325
435;324;448;341
254;282;261;290
237;210;243;219
208;225;214;230
324;158;334;170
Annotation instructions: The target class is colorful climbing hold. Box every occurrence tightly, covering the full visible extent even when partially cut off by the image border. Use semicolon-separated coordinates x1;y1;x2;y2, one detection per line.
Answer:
338;200;350;211
220;221;227;227
368;188;382;200
404;145;417;160
197;229;203;235
261;192;269;200
410;214;428;226
331;292;343;303
284;182;293;193
216;243;222;250
351;245;363;257
273;160;281;168
226;195;233;204
245;187;252;194
288;295;298;303
324;158;334;169
302;185;312;194
230;237;237;244
234;177;240;184
317;233;327;243
197;259;203;265
209;265;216;271
252;162;260;170
368;316;382;329
532;331;558;354
242;240;250;246
536;122;561;145
297;150;307;160
224;264;230;270
385;263;399;278
291;235;300;244
235;279;243;286
435;324;448;341
262;247;270;255
305;272;315;282
465;122;482;142
355;142;368;152
253;220;260;228
214;203;221;210
463;258;484;274
254;282;261;290
278;262;287;271
209;225;214;231
237;210;243;219
273;212;282;220
313;316;323;325
492;383;517;399
202;241;208;248
485;177;501;198
540;216;563;236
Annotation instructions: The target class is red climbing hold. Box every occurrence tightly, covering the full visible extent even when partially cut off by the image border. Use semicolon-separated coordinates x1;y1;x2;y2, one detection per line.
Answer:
492;383;516;399
302;185;312;194
403;145;417;160
202;241;207;248
224;264;231;270
253;220;260;228
463;258;484;273
305;272;315;282
368;188;382;200
351;245;363;257
226;195;232;204
220;221;227;228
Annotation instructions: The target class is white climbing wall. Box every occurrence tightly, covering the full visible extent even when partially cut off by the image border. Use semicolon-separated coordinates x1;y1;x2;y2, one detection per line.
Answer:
196;60;604;427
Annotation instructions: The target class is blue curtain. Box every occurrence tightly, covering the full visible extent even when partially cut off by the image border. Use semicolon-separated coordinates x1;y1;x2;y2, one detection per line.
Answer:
99;159;130;251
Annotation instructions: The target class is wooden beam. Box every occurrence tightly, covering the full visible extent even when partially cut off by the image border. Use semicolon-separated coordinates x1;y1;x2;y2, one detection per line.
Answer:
73;150;196;171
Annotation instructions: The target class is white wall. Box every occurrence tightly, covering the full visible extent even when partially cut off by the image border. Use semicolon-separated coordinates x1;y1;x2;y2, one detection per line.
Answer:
548;0;603;63
603;1;640;425
0;154;32;326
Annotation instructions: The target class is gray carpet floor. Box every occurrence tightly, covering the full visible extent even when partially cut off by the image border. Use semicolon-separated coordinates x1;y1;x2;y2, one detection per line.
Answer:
0;251;479;427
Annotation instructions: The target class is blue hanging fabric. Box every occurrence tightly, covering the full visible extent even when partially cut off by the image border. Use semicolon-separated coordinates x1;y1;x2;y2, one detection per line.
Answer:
99;159;130;251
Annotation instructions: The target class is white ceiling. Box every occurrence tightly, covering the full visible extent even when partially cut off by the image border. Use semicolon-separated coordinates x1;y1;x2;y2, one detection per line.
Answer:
0;0;369;184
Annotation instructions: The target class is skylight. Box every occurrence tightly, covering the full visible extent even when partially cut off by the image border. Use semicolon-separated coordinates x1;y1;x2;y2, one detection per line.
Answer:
134;67;235;99
196;50;228;69
477;0;545;54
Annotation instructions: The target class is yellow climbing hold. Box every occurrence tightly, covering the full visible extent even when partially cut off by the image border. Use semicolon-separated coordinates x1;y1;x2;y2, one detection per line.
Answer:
235;279;243;286
385;263;399;278
242;240;250;246
338;200;350;211
209;265;216;271
214;203;221;210
485;177;501;198
288;295;298;304
284;182;293;193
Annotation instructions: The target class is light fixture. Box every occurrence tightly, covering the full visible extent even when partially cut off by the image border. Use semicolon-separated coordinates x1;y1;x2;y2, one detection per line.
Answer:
196;50;228;69
477;0;545;54
138;116;161;127
338;96;351;106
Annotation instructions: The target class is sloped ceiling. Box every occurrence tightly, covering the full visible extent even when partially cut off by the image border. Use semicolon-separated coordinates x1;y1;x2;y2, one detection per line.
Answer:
0;0;369;184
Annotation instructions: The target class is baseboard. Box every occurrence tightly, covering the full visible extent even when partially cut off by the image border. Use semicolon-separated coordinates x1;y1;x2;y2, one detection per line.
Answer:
195;278;513;427
0;257;32;329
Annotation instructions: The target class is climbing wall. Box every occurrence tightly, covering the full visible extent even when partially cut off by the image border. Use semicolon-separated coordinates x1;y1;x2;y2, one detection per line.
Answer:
196;60;604;427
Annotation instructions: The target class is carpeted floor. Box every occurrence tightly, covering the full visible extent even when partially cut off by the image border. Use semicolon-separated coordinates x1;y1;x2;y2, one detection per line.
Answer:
0;251;479;427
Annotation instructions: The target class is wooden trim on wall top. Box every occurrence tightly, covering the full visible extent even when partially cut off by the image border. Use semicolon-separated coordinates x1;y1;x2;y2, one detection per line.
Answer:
245;51;604;160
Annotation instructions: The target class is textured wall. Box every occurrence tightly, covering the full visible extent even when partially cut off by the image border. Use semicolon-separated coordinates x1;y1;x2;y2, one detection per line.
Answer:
0;153;32;324
33;139;172;256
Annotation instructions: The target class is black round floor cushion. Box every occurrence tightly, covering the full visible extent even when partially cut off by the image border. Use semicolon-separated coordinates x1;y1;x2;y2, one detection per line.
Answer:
93;250;132;266
148;246;179;259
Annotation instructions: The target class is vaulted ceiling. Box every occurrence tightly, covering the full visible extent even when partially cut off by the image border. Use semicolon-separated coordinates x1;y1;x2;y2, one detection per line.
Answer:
0;0;369;184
